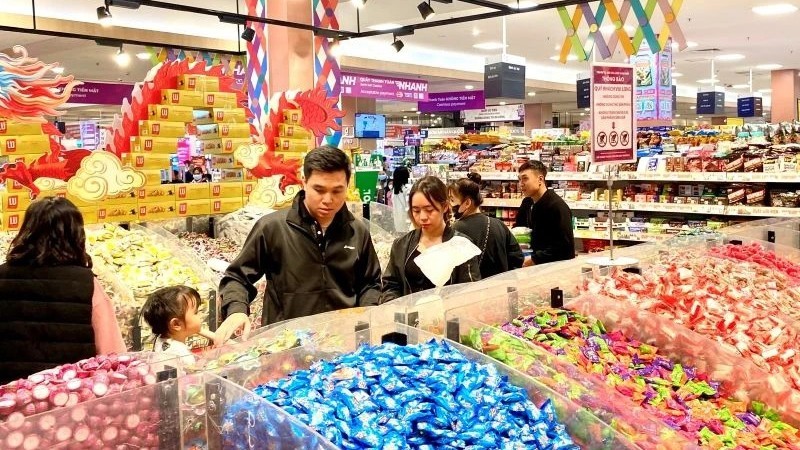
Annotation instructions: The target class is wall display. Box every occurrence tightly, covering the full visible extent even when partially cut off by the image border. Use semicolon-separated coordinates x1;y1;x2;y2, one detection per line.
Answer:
591;63;636;164
354;113;386;138
341;71;429;101
418;90;485;113
462;104;524;123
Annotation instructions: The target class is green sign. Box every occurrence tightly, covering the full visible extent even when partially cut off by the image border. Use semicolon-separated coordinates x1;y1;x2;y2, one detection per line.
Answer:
354;169;380;204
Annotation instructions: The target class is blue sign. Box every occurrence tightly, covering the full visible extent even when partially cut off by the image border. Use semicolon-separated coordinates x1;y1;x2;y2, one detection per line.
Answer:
697;91;725;114
737;97;763;118
576;78;590;109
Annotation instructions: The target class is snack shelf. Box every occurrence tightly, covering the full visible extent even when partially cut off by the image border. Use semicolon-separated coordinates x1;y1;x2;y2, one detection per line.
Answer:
455;170;800;183
573;229;673;242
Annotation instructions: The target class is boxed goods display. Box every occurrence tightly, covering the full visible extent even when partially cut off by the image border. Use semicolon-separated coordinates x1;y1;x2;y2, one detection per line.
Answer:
137;201;177;221
207;154;240;169
278;123;311;139
210;182;242;199
282;109;302;125
210;198;243;215
176;199;211;217
161;89;205;108
130;136;180;154
200;137;251;154
211;108;247;124
176;183;210;201
196;123;250;140
125;153;171;171
0;192;31;212
97;204;138;223
147;104;194;123
137;120;186;139
275;137;312;153
135;185;177;203
0;120;42;136
177;74;220;92
0;135;50;155
202;92;238;108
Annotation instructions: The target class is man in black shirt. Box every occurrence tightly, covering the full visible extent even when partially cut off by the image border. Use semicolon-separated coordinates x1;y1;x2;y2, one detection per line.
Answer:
518;161;575;266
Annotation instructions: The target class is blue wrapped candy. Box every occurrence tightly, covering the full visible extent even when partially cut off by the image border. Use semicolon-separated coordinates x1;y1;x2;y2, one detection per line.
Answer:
226;339;577;449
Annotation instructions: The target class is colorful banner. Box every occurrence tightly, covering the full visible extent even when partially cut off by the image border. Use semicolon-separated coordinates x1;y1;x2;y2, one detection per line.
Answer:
633;38;673;122
462;104;524;123
246;0;270;127
341;71;429;101
591;63;636;164
312;0;343;148
418;91;485;112
66;81;134;105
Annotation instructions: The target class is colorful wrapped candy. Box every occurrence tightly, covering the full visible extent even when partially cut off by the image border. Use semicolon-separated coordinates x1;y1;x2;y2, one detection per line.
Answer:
708;242;800;284
495;309;800;449
236;340;580;449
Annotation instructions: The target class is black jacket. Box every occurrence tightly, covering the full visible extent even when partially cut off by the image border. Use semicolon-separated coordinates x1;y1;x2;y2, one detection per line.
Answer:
0;264;96;384
521;189;576;264
453;214;524;278
514;197;534;229
219;192;382;325
380;227;481;303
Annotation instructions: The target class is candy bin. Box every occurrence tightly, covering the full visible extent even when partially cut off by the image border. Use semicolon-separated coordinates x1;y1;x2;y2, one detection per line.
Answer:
724;222;800;251
214;206;276;247
444;287;694;449
0;353;181;450
212;323;637;449
371;284;469;335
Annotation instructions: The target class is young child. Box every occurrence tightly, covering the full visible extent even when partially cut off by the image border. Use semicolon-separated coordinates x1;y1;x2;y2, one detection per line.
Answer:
141;285;214;364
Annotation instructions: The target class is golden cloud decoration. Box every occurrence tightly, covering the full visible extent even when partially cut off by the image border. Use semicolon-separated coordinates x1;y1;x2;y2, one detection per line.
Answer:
67;152;146;202
34;178;68;192
234;143;267;170
247;175;301;210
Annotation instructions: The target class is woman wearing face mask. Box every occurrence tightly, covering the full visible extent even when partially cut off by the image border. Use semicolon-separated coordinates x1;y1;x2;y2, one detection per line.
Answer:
449;172;524;279
380;176;480;303
190;167;207;183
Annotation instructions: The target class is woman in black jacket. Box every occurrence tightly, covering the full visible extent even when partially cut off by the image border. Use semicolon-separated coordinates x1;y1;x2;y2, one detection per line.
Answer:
380;176;480;303
450;173;524;278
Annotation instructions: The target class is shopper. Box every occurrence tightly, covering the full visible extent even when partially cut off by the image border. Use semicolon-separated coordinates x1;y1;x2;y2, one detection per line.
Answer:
392;165;411;232
381;176;480;303
190;167;207;183
141;285;215;365
215;145;382;344
0;197;126;383
450;173;524;278
518;160;576;265
183;160;194;183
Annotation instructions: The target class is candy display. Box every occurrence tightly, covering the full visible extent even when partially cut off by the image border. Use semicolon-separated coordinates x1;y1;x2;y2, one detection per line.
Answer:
584;247;800;392
0;354;168;450
707;241;800;284
215;206;275;246
492;309;800;449
243;339;581;449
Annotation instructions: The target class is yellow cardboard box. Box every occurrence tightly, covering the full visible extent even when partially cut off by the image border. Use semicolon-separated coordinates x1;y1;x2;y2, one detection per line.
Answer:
244;170;257;181
275;137;312;153
176;199;211;217
211;197;244;215
212;108;247;124
137;201;177;221
197;123;250;140
5;180;27;193
218;169;244;182
178;75;220;92
0;192;32;212
210;182;243;199
130;136;179;154
162;89;205;108
4;154;39;165
203;92;238;108
78;207;99;225
278;123;311;140
0;120;42;136
0;135;51;156
176;183;210;201
102;191;139;206
139;120;187;138
283;109;302;125
208;154;241;169
242;181;256;197
0;212;23;231
148;104;195;123
126;153;172;171
139;170;166;186
201;138;251;155
97;203;138;223
136;185;177;203
39;189;67;200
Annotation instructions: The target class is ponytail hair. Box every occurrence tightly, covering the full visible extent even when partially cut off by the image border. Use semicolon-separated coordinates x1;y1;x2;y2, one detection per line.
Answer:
452;172;483;207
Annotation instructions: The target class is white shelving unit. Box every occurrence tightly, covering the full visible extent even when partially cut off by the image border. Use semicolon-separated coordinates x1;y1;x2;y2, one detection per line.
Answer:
454;171;800;183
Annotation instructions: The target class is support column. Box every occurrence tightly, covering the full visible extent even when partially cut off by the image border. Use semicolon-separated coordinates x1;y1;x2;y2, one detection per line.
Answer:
312;0;343;148
524;103;553;133
268;0;315;94
770;69;800;122
245;0;269;126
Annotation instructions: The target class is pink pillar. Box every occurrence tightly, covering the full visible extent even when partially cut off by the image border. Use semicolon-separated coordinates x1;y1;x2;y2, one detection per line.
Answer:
267;0;315;94
771;69;800;122
524;103;553;133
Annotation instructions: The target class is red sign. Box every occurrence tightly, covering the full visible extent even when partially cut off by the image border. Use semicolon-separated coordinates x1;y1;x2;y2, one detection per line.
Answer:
6;139;16;152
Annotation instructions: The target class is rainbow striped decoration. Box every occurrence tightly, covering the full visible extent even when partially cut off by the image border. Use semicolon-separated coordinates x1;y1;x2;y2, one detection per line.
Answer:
312;0;342;148
141;47;242;75
246;0;270;128
557;0;686;63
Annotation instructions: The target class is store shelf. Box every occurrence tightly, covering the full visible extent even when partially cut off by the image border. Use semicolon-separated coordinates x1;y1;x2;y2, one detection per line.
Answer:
573;229;673;242
465;171;800;183
483;198;524;208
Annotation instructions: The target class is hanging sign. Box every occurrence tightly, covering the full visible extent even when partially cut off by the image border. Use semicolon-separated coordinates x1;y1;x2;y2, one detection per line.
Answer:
737;96;763;118
591;63;636;164
577;78;591;109
697;91;725;115
462;104;524;123
418;91;485;112
484;62;526;100
341;72;429;101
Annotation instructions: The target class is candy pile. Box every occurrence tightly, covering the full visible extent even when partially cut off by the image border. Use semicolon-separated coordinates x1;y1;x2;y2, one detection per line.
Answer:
177;231;266;327
193;329;314;372
87;225;214;349
0;355;162;449
708;242;800;284
585;249;800;390
497;309;800;449
240;340;580;449
215;206;275;246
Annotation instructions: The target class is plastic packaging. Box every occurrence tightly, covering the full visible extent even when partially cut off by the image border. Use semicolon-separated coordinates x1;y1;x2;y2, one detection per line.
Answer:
414;235;480;286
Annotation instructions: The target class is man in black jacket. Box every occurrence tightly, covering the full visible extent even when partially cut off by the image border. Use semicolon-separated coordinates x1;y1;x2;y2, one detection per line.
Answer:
214;146;382;345
518;160;575;265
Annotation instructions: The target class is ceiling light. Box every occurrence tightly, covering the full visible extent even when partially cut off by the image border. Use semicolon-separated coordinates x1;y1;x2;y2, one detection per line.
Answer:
752;3;798;15
391;37;405;52
689;106;696;109
499;101;507;105
672;72;683;78
218;13;247;25
241;27;255;42
759;88;773;93
96;6;112;27
411;107;417;111
417;1;435;20
715;54;746;61
472;27;481;36
465;85;474;90
352;0;367;8
135;52;150;60
550;54;578;61
584;108;590;111
108;0;141;8
675;114;681;117
473;42;506;50
527;91;536;97
368;23;401;31
431;114;436;117
696;78;720;84
403;116;408;119
756;63;783;70
732;84;751;89
114;46;130;67
50;67;65;74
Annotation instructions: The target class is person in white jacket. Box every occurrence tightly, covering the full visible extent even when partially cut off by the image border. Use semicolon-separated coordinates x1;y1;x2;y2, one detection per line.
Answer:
392;166;411;232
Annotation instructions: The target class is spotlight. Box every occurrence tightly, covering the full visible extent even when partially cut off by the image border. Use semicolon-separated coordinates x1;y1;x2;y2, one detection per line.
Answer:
417;1;435;20
352;0;367;7
114;45;130;67
330;39;343;58
391;36;404;52
241;27;255;42
97;6;112;27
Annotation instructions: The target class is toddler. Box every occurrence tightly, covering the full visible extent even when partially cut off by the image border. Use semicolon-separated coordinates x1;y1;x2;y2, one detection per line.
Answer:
141;285;213;364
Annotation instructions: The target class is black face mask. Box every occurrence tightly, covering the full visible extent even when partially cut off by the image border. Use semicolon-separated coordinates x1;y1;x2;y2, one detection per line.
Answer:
453;204;464;220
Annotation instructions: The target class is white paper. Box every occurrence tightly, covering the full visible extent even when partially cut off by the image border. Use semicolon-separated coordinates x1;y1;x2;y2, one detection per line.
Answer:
414;236;481;287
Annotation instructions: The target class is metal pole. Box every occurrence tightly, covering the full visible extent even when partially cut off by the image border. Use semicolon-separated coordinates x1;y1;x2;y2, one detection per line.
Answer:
607;165;614;261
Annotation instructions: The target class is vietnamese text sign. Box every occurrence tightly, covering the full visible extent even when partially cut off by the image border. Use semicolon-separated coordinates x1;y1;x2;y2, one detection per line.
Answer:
591;63;636;164
341;71;428;101
697;91;725;114
79;121;98;150
737;96;763;118
67;81;135;105
462;104;524;123
484;62;526;99
418;91;485;112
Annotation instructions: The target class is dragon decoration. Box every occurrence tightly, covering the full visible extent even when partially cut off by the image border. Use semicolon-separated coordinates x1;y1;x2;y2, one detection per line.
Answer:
0;45;345;201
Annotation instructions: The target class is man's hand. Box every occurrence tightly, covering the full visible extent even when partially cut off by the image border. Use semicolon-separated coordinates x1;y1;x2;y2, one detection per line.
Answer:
523;256;534;267
213;313;251;347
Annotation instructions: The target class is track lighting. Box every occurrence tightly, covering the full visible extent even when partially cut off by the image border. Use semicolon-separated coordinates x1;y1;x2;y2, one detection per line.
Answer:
352;0;367;7
241;27;255;42
218;14;247;25
114;45;130;67
96;5;112;27
417;1;435;20
391;36;404;52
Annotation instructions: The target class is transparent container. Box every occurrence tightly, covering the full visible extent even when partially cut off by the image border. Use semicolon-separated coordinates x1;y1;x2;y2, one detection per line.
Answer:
215;323;640;450
214;205;276;246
